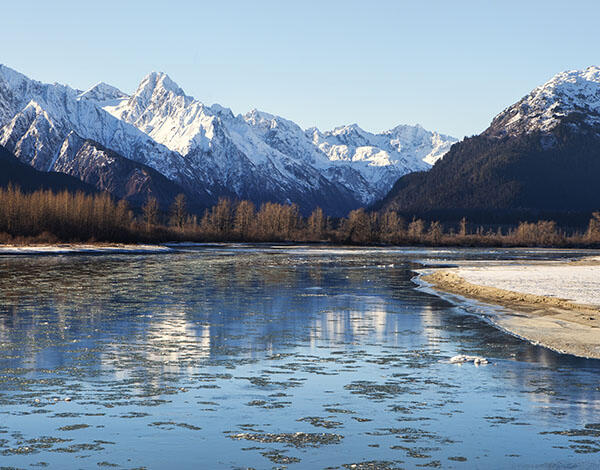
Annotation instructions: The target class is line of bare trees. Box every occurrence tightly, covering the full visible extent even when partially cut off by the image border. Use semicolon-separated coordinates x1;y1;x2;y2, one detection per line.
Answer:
135;194;600;247
1;186;600;247
0;186;135;243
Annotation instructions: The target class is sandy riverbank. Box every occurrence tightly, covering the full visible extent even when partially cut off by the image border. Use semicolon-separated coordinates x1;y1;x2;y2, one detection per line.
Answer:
0;244;173;255
421;259;600;359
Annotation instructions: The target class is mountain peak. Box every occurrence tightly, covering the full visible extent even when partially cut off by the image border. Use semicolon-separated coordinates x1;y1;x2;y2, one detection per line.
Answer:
387;123;424;134
331;123;365;135
538;65;600;99
209;103;234;119
244;109;294;129
581;64;600;77
245;108;274;121
78;82;127;102
134;71;185;101
489;65;600;137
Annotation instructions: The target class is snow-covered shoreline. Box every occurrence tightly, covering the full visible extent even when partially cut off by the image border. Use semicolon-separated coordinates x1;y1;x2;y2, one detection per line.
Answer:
0;244;173;255
454;261;600;308
421;257;600;359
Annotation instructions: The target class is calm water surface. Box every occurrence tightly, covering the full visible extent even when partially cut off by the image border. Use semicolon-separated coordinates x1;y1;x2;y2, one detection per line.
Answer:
0;246;599;469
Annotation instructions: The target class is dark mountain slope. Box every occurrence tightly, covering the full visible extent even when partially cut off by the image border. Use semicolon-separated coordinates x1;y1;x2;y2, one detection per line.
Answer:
376;65;600;226
375;123;600;225
379;120;600;207
0;144;96;194
52;134;211;211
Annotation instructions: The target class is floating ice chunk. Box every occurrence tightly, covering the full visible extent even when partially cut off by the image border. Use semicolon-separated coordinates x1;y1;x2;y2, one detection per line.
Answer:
450;355;489;365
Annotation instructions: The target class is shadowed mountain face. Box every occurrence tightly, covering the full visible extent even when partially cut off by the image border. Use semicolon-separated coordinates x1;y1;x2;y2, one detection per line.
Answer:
53;133;211;210
376;66;600;225
0;144;96;194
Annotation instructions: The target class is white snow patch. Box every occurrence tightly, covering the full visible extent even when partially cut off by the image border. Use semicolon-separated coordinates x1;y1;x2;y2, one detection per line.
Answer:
492;65;600;135
449;355;489;365
456;263;600;307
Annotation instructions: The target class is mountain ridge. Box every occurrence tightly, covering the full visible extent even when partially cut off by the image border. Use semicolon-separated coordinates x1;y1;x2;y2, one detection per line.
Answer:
0;64;455;215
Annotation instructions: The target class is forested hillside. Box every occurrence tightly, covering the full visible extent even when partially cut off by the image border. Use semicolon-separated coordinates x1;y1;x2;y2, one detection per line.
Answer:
376;120;600;226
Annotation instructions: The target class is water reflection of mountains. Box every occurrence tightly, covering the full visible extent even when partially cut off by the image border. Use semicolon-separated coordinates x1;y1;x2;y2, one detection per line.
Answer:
0;249;599;411
0;252;430;359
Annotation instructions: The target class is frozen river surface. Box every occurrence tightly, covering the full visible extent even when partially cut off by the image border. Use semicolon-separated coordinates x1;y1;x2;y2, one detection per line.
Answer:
0;245;599;469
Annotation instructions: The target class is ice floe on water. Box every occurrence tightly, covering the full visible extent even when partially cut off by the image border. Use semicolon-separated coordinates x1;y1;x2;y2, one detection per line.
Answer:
0;244;172;255
449;355;490;365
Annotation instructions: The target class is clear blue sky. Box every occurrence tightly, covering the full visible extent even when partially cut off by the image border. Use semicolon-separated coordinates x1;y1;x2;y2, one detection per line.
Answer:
1;1;597;138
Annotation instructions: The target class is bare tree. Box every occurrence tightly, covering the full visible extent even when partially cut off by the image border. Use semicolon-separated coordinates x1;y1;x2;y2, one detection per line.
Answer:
143;196;159;232
307;207;325;241
170;194;187;230
234;200;255;239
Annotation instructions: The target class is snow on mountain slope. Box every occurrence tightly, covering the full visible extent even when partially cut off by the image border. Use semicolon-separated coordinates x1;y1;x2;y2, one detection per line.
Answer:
0;63;456;213
104;72;216;156
243;109;331;167
103;72;360;214
52;132;207;208
0;65;188;185
106;72;291;165
0;100;67;171
78;82;128;105
243;110;373;203
488;66;600;137
243;110;456;203
309;123;454;169
308;124;456;201
0;65;50;125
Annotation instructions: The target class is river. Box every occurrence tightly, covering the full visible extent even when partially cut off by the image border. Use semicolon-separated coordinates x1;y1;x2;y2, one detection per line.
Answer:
0;246;599;468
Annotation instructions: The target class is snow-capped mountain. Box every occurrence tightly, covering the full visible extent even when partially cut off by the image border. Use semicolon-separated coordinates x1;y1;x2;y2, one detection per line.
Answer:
0;64;456;214
308;123;455;201
376;65;600;221
243;109;372;203
488;66;600;137
243;110;455;203
0;65;189;180
101;71;359;214
78;82;128;104
53;133;208;209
